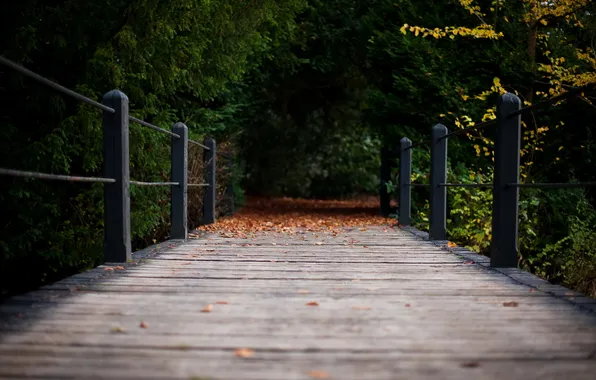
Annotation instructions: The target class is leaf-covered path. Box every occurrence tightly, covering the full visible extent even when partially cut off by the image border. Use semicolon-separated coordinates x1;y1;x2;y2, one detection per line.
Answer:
1;197;596;379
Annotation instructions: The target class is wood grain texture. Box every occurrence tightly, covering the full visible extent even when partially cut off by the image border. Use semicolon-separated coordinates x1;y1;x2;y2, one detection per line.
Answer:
1;226;595;380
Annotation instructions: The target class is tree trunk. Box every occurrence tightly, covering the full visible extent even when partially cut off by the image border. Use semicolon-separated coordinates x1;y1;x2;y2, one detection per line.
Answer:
526;21;538;104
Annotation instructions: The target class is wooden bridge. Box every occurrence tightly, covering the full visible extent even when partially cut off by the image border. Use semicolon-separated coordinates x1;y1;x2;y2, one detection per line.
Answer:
1;57;596;379
2;218;596;379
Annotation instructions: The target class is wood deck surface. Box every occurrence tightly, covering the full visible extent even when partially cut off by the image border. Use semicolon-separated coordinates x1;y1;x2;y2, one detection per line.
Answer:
1;226;596;379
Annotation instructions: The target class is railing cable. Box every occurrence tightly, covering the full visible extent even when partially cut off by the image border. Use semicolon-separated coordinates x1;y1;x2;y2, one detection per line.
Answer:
188;183;210;188
130;181;180;187
509;182;596;189
0;56;115;114
0;168;115;184
439;183;492;188
188;139;211;150
507;82;596;119
129;116;180;139
405;139;432;150
439;119;497;141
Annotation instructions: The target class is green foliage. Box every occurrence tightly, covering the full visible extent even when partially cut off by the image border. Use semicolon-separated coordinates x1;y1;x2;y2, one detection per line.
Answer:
446;165;493;252
0;0;307;297
526;193;596;296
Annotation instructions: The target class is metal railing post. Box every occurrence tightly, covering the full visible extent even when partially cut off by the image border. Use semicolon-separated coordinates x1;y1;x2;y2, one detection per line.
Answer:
202;138;216;225
171;122;188;239
399;138;412;226
102;90;131;262
430;124;448;240
491;93;521;267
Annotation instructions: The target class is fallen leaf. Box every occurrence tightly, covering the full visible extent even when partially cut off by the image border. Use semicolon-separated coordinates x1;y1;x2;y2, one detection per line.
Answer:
113;266;126;270
447;241;457;247
460;362;480;368
216;301;228;305
405;304;411;308
529;288;535;293
111;327;126;333
503;301;519;307
306;301;319;306
234;348;254;358
104;267;114;271
463;261;475;265
297;289;310;294
139;321;148;328
201;304;214;312
307;370;330;379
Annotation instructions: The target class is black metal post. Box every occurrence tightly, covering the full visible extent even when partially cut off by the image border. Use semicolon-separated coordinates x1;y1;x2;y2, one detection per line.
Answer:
202;138;216;225
171;122;188;239
399;138;412;225
102;90;131;262
430;124;448;240
491;93;521;267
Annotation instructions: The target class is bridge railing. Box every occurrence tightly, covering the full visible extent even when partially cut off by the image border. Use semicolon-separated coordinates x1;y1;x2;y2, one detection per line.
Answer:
398;83;596;268
0;56;218;263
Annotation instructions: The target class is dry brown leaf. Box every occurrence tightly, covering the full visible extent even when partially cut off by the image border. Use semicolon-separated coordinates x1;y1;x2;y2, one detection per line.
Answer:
405;304;411;308
111;327;125;333
197;197;397;237
460;362;480;368
234;348;254;358
305;301;319;306
503;301;519;307
447;241;457;247
216;301;229;305
113;266;126;270
307;370;330;379
139;321;148;329
104;267;114;271
201;304;213;313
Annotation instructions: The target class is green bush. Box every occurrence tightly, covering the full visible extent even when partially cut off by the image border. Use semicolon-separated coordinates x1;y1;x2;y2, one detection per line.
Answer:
525;192;596;296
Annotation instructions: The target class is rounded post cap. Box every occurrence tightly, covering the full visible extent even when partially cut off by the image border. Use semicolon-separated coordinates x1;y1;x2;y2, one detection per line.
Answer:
498;92;521;107
173;122;188;132
102;89;128;102
432;123;448;134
